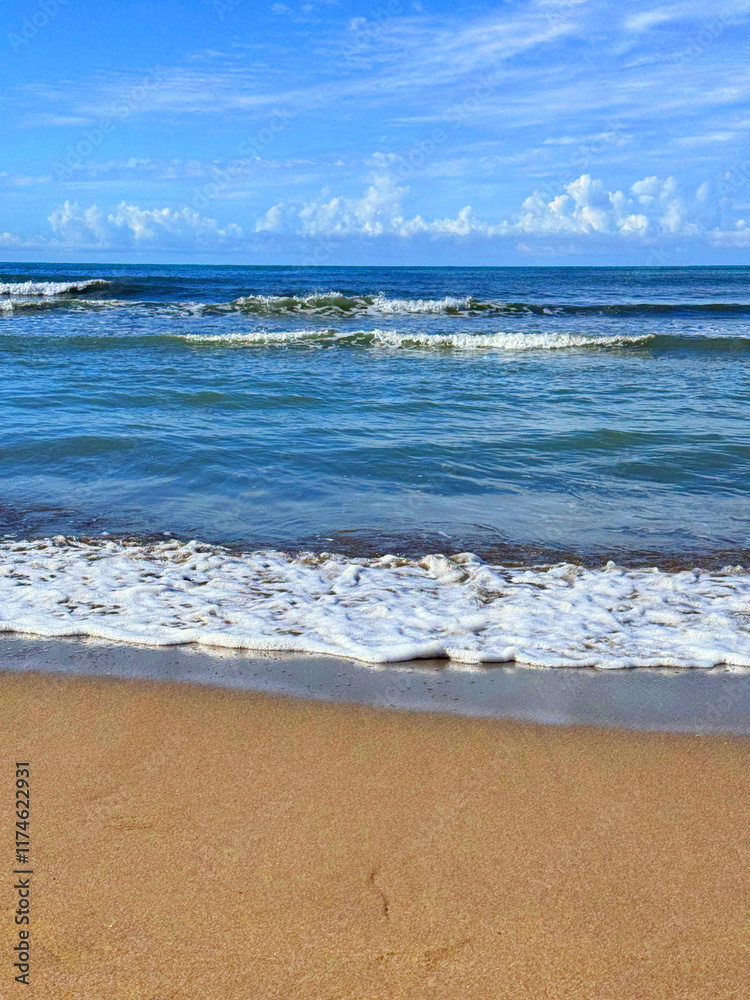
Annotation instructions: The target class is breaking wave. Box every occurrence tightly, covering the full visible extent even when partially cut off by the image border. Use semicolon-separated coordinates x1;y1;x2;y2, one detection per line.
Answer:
4;283;750;321
0;279;111;297
193;293;485;316
178;329;654;350
192;294;750;318
193;294;750;318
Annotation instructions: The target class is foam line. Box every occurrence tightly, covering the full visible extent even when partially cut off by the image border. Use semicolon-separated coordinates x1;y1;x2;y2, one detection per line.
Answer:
1;538;748;669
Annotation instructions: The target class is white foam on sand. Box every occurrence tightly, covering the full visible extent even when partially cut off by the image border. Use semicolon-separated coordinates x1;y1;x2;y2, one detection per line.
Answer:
1;538;749;668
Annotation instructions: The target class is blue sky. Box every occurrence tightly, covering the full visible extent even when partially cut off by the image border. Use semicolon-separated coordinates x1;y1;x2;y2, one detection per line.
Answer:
3;0;750;264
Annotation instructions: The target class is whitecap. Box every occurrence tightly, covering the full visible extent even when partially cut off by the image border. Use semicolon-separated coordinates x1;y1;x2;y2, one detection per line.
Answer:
0;279;111;296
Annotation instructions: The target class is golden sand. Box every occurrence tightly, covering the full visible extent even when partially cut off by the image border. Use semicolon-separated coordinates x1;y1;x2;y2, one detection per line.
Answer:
1;670;747;999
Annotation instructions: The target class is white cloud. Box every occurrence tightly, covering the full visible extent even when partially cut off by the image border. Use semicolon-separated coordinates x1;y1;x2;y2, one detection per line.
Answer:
256;162;498;238
0;230;25;247
15;0;750;201
12;166;750;255
708;219;750;245
15;2;596;128
255;164;743;247
48;202;109;245
26;114;92;127
506;173;688;237
254;166;657;240
48;201;243;247
625;7;683;33
625;0;750;33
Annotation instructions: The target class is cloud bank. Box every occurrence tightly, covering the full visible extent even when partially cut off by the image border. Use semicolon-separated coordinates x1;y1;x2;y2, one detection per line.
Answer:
1;166;746;257
254;165;744;246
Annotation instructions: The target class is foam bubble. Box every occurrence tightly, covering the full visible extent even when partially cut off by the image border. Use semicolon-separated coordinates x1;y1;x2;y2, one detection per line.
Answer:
1;538;748;668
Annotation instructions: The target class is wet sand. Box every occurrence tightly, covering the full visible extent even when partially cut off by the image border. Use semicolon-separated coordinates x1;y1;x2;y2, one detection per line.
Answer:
2;634;750;734
0;669;747;999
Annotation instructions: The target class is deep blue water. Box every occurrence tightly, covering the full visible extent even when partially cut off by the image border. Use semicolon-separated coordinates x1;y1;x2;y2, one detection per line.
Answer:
1;263;749;565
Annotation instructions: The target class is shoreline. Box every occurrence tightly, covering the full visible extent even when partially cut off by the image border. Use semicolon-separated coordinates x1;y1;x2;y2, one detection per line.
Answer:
1;633;749;734
1;669;747;999
3;523;749;572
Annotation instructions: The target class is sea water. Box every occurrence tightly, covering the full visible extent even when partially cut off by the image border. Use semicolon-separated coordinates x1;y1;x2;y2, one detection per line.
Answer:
1;263;749;667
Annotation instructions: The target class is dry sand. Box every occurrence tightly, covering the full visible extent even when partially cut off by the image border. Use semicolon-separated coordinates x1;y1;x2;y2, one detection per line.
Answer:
0;670;747;999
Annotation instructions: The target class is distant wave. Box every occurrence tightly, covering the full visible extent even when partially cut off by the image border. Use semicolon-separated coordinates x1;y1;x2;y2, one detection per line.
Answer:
0;279;111;297
193;292;484;316
4;285;750;318
468;301;750;317
195;293;750;318
0;297;119;314
1;537;748;668
0;289;484;315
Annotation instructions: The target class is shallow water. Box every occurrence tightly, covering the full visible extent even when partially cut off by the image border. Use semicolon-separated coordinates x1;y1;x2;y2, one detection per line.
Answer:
1;264;749;666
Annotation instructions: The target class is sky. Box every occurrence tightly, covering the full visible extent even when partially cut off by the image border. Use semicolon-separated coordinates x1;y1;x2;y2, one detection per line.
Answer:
3;0;750;265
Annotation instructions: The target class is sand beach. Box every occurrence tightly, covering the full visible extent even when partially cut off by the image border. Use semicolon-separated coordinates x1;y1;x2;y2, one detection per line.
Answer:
1;666;747;999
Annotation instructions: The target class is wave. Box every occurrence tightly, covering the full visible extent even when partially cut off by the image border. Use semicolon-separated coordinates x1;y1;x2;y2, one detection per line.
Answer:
193;294;750;318
4;322;750;353
4;285;750;319
474;301;750;317
0;296;121;314
1;537;749;668
0;279;111;297
178;329;654;350
0;293;488;318
189;294;750;318
0;290;486;316
189;292;486;316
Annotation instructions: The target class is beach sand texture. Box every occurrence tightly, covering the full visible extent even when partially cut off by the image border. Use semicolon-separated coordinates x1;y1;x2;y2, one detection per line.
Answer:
1;670;747;999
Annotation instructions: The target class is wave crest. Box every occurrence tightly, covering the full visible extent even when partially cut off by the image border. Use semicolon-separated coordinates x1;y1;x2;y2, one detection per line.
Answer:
196;295;750;318
0;297;120;314
0;279;111;297
179;328;654;351
195;292;484;317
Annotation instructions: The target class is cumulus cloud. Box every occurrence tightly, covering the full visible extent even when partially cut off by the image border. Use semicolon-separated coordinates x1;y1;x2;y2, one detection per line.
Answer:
255;164;738;246
502;173;745;242
505;174;692;237
48;202;109;245
256;165;499;238
708;220;750;246
33;172;750;255
47;201;243;248
0;230;26;247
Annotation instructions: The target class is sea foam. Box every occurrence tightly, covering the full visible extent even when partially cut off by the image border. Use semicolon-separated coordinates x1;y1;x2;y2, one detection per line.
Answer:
1;537;748;668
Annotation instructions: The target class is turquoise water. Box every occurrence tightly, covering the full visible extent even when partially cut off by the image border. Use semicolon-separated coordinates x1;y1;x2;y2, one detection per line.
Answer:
2;264;748;563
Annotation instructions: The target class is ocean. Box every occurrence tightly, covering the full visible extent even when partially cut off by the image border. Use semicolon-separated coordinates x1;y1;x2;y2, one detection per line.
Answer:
1;263;749;669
